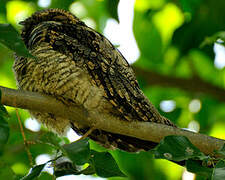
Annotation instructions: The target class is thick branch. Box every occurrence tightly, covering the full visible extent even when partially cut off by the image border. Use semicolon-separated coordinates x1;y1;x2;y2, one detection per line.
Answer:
0;86;224;155
133;66;225;103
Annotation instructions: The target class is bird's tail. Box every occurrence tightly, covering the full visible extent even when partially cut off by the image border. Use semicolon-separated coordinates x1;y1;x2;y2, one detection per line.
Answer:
71;123;158;152
89;129;158;152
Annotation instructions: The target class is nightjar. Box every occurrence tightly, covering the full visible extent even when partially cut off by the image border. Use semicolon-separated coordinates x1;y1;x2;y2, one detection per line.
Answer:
13;9;175;152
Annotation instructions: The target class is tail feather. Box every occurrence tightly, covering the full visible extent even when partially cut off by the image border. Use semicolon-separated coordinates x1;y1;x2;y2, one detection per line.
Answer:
71;123;157;152
90;130;158;152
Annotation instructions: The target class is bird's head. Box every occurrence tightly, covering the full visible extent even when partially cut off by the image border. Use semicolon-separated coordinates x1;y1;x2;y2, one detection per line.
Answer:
19;9;84;47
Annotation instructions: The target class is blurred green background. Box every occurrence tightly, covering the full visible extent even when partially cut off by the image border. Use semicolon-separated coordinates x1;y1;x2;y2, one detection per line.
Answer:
0;0;225;179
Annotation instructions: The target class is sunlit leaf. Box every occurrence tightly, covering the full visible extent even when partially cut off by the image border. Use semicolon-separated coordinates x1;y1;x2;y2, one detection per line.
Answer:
22;164;46;180
154;135;205;161
80;0;109;32
63;138;90;165
6;1;35;25
152;3;184;45
90;150;126;178
80;164;96;175
0;23;33;58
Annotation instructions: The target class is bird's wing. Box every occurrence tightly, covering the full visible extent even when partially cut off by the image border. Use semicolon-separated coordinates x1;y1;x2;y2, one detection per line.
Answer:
29;21;174;125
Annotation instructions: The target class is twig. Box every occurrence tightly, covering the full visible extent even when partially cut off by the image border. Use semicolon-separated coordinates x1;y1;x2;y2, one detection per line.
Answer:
1;86;224;155
76;126;96;141
15;109;33;167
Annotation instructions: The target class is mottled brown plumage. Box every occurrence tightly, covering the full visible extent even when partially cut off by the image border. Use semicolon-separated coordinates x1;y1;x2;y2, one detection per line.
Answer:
13;9;175;152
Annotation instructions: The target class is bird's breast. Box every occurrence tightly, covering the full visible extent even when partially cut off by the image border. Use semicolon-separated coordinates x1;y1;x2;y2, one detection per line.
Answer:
13;43;108;112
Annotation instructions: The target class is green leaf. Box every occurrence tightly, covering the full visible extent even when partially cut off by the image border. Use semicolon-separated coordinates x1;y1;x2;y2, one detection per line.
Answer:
38;172;54;180
0;105;9;119
133;11;163;64
63;138;90;165
54;161;80;177
154;135;205;161
54;162;96;177
0;161;16;180
106;0;119;22
179;0;202;15
81;0;109;32
22;164;46;180
90;150;126;178
172;0;225;58
200;31;225;48
80;164;96;175
0;24;33;58
186;159;213;178
39;132;65;149
212;160;225;180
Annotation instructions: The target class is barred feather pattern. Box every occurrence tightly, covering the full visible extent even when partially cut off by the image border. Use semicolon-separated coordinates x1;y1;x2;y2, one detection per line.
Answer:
13;9;175;152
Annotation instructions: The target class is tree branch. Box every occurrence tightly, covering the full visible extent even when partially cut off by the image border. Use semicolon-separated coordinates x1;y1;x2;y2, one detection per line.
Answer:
0;86;224;156
133;66;225;103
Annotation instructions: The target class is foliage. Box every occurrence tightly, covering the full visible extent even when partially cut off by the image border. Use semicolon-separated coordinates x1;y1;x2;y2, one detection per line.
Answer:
0;24;33;58
0;90;10;155
21;138;125;179
17;135;225;179
0;0;225;179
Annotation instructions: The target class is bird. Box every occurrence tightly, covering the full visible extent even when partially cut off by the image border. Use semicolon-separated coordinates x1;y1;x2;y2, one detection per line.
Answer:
13;9;176;152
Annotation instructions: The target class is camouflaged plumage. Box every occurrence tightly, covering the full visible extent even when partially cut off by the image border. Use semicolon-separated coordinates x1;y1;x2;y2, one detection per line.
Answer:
13;9;175;152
